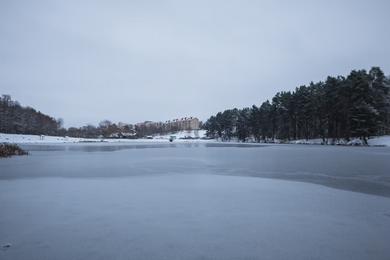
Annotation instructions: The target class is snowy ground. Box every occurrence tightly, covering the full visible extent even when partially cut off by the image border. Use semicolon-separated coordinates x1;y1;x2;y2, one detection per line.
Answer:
289;136;390;146
1;132;390;146
0;130;208;144
1;174;390;260
153;129;207;139
0;133;95;143
367;135;390;146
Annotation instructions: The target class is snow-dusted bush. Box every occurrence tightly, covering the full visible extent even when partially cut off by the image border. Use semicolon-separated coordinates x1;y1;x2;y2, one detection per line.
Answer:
0;144;28;158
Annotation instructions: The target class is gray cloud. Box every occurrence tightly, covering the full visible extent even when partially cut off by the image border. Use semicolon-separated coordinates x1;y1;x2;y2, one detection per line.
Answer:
1;0;389;127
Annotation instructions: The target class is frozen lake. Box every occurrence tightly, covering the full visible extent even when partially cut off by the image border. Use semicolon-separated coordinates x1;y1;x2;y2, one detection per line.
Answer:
1;142;390;259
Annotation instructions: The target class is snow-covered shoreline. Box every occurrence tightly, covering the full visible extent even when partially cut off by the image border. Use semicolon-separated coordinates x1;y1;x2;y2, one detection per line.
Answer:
0;131;209;144
215;136;390;147
288;136;390;147
1;132;390;147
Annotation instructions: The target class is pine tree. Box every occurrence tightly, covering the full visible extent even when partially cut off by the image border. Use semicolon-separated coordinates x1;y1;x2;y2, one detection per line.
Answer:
203;67;390;144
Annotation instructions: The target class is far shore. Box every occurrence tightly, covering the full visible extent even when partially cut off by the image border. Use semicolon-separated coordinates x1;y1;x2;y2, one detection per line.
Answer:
1;132;389;147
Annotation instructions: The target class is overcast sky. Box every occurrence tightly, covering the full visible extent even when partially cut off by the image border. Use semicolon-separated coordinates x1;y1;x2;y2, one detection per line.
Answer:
1;0;389;127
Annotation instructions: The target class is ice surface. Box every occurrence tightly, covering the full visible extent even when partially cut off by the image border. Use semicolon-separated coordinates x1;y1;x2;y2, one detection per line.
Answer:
1;143;390;259
0;175;389;260
1;143;389;196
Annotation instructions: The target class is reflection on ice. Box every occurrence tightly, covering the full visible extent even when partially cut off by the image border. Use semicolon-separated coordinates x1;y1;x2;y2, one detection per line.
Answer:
20;142;265;152
1;143;390;197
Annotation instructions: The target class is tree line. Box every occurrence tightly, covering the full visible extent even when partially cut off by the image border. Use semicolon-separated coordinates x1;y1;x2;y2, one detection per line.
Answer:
0;95;136;138
64;120;136;139
203;67;390;144
0;95;61;136
1;94;203;138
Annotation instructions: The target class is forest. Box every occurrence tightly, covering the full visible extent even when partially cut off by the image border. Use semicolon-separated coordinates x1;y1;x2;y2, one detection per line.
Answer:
0;96;185;138
2;67;390;143
0;95;136;138
0;95;61;136
204;67;390;144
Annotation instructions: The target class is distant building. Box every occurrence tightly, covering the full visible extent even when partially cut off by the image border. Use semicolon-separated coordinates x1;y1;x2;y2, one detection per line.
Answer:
135;117;200;132
135;121;163;128
165;117;200;131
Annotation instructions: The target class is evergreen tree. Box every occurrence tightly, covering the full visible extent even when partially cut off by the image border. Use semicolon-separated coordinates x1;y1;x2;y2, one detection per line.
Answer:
204;67;390;143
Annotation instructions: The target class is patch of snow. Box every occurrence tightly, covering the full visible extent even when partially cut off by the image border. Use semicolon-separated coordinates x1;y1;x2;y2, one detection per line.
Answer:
368;135;390;147
0;133;86;144
290;138;324;145
346;139;364;146
285;137;390;147
154;129;207;140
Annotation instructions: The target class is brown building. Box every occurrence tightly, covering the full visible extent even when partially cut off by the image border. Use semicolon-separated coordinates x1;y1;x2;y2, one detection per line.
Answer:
136;117;200;132
165;117;200;131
